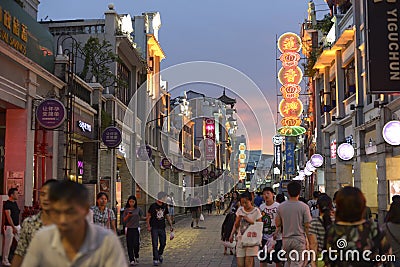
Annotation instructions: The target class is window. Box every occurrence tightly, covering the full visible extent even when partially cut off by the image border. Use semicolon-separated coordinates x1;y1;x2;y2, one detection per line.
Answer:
345;61;356;99
117;62;131;105
330;80;336;109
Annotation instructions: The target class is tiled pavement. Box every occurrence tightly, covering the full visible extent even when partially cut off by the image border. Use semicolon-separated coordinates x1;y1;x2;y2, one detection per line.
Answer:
120;213;239;267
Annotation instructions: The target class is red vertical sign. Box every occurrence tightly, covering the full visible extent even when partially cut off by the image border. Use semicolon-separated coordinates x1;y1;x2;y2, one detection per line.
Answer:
204;118;215;161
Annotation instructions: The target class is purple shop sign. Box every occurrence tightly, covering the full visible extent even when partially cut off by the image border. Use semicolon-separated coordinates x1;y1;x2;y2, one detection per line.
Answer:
36;99;66;129
102;127;122;148
160;157;172;169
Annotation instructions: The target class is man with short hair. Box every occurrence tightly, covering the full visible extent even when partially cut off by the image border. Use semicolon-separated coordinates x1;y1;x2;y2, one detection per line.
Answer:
11;179;58;267
147;192;173;266
3;188;21;266
21;180;128;267
276;181;312;267
190;192;202;228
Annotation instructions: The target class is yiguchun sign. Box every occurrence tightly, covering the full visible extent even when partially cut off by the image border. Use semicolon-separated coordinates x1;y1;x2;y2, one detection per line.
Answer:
366;0;400;93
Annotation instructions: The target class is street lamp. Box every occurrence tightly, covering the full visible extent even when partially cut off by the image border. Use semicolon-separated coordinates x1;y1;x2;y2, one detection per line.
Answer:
56;33;81;180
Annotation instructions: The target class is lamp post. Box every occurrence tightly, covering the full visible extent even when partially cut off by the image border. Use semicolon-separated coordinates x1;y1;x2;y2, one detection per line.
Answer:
56;33;81;180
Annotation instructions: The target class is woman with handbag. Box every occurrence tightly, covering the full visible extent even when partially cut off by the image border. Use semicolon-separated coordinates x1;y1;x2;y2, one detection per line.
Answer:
91;192;117;234
229;191;262;267
382;200;400;267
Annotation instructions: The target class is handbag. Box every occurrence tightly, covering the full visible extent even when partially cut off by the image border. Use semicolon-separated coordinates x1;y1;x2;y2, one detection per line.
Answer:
240;221;263;247
222;240;236;248
200;213;205;221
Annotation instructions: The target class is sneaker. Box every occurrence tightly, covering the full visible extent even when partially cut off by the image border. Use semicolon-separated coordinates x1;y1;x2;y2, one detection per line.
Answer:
135;258;139;264
153;260;159;266
130;260;135;266
2;261;11;267
159;255;163;263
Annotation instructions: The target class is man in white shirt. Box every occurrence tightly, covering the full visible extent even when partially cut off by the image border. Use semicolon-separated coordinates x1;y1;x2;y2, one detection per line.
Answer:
21;180;128;267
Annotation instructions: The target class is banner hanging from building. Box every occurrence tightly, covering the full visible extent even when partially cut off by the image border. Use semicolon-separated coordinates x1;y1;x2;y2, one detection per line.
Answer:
204;118;215;161
366;0;400;93
285;141;295;175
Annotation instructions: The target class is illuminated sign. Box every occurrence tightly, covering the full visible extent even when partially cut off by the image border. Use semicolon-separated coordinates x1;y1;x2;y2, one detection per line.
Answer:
278;32;302;53
77;120;92;132
204;118;215;161
0;0;55;72
278;66;303;85
77;160;84;175
238;142;247;180
280;84;301;99
330;139;337;159
279;99;304;118
277;32;305;136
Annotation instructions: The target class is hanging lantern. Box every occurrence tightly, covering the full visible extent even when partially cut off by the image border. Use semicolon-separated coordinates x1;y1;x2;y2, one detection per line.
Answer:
382;120;400;146
306;161;316;172
337;143;355;160
304;168;313;176
310;154;324;168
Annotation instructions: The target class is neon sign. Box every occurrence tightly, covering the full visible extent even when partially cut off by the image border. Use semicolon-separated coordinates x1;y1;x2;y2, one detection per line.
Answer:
277;32;305;136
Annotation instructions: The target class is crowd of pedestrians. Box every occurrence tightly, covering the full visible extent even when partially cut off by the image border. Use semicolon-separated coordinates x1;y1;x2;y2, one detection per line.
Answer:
220;182;400;267
2;179;400;267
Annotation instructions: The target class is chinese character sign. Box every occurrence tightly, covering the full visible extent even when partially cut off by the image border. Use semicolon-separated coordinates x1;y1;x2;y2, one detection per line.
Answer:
204;118;215;161
36;99;66;129
277;32;305;136
285;141;295;175
102;126;122;148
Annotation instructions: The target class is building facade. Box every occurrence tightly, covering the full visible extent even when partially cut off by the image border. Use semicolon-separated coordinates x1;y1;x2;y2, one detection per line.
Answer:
302;0;400;223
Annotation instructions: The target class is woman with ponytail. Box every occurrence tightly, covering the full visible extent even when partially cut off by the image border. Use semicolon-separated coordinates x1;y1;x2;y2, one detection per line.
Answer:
309;194;333;267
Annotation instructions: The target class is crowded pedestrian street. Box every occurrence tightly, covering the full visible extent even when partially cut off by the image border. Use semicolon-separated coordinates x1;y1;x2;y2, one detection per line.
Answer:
1;0;400;266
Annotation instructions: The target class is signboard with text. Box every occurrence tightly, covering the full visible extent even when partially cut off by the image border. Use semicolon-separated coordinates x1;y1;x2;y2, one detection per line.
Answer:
36;99;66;129
0;0;55;72
366;0;400;93
204;118;215;161
285;141;295;175
102;127;122;148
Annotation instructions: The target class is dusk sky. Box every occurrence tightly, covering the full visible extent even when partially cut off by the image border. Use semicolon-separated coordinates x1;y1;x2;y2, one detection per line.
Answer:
38;0;330;154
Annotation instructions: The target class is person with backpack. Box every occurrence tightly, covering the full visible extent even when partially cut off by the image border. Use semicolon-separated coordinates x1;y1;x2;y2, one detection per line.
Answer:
307;191;320;219
325;187;390;267
308;194;334;267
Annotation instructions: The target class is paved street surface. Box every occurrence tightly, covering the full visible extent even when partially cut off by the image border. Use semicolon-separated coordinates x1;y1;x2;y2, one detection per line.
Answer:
120;213;235;266
119;213;259;267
